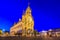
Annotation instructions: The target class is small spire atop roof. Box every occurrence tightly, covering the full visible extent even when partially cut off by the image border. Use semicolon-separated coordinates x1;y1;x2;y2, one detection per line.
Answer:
28;0;30;6
28;2;30;7
25;2;31;13
19;18;21;21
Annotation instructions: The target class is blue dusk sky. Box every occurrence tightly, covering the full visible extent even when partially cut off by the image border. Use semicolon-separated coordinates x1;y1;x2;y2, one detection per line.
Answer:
0;0;60;32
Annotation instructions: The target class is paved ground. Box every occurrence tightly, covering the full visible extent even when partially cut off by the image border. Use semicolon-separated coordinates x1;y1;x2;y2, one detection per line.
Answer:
0;36;60;40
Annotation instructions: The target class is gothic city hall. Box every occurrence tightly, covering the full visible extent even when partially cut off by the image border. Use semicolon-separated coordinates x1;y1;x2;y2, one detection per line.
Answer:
10;5;34;36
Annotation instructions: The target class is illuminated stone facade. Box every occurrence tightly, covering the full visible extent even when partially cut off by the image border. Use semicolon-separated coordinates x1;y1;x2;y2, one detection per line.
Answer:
10;19;22;35
22;6;34;36
0;30;2;36
10;5;34;36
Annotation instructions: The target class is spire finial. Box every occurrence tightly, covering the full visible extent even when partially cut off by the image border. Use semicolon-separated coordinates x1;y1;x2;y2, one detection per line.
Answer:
28;2;30;6
22;10;25;15
28;0;30;7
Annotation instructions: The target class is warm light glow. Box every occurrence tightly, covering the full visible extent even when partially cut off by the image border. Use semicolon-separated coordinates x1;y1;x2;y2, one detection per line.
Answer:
10;5;34;36
41;30;47;32
22;5;34;36
49;29;52;31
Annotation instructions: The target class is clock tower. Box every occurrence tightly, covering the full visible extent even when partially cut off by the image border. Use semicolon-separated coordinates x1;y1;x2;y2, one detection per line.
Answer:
22;5;34;36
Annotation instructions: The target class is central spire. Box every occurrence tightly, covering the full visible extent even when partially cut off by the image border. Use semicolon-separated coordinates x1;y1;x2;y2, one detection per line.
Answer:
26;2;31;14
